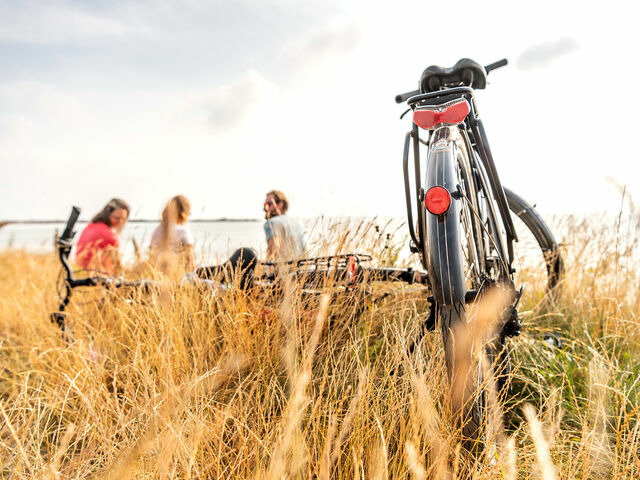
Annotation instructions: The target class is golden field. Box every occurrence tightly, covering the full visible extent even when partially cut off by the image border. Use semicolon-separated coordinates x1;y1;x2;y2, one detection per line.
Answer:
0;212;639;479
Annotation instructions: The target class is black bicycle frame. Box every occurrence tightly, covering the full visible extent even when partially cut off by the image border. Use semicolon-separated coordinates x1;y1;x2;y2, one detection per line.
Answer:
51;206;81;330
402;86;517;270
51;206;152;332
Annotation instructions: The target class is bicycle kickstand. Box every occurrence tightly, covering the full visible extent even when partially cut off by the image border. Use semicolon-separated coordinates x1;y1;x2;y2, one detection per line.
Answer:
407;296;436;354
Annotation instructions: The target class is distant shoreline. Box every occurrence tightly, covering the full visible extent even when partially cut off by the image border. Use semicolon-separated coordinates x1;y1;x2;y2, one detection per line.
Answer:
0;218;261;225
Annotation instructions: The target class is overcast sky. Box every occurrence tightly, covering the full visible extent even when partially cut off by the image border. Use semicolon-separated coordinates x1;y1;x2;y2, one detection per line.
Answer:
1;0;638;221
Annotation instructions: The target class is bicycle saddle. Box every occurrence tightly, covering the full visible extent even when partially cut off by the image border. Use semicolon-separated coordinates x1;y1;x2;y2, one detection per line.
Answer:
419;58;487;92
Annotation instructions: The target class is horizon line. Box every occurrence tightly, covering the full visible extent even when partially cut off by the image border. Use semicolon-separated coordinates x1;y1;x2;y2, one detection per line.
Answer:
0;218;262;225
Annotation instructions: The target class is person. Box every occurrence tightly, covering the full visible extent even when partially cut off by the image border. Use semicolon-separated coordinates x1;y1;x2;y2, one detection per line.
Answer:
194;247;258;290
195;190;305;289
263;190;305;261
76;198;130;275
149;195;195;272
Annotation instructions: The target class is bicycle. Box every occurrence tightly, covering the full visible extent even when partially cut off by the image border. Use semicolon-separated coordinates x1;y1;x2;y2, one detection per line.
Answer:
50;206;154;335
395;58;561;452
50;208;433;335
51;193;559;338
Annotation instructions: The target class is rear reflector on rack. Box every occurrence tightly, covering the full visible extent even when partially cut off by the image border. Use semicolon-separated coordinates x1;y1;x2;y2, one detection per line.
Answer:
424;186;451;215
413;98;470;130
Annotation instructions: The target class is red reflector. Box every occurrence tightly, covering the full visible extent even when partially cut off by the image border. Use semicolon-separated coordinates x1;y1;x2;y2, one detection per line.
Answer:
425;186;451;215
413;99;470;130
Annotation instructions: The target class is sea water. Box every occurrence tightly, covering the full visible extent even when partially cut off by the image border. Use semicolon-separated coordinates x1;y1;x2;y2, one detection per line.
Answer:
0;221;266;265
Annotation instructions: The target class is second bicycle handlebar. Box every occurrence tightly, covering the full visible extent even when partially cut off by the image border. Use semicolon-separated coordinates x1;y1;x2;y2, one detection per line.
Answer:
60;206;81;244
484;58;508;73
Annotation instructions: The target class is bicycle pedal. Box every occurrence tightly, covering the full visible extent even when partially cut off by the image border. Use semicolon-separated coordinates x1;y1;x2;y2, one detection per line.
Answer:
464;289;479;303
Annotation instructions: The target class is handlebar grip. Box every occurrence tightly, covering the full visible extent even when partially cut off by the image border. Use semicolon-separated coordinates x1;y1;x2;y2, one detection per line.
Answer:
61;206;81;241
395;89;421;104
484;58;508;73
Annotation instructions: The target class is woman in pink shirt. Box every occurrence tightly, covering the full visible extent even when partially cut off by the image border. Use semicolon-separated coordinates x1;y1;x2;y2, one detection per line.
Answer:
76;198;130;275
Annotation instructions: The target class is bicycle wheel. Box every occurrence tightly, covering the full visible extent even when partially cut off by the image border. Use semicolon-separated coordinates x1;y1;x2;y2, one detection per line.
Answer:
424;126;509;452
504;187;563;293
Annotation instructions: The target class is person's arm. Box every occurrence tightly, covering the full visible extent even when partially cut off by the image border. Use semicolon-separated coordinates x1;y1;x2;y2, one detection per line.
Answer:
105;229;124;275
264;219;282;260
182;244;196;271
267;235;281;260
92;244;122;275
110;247;125;275
149;226;161;257
180;227;196;270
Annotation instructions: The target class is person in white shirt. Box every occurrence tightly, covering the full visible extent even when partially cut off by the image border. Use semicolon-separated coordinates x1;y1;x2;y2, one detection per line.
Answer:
150;195;195;272
195;190;303;289
262;190;305;261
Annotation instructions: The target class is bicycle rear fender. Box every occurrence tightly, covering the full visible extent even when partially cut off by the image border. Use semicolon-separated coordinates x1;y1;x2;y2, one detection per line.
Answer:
424;126;466;306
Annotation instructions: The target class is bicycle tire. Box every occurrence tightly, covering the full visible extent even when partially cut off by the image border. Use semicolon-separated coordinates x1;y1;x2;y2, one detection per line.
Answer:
503;187;563;292
424;126;504;451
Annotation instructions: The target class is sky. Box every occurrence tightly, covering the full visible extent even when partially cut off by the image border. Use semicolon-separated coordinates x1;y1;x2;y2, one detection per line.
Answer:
1;0;639;221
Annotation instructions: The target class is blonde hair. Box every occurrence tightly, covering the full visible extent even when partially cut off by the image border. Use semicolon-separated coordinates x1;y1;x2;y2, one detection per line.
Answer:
161;195;191;226
158;195;191;251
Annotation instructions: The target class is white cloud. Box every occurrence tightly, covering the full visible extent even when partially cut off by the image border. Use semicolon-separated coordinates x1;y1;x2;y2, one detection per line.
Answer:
1;0;639;222
0;1;171;45
0;81;92;149
201;70;278;131
517;37;580;70
282;19;361;70
0;5;126;44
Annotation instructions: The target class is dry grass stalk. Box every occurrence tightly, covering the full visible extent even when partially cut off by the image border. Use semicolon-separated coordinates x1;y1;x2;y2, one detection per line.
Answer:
331;366;368;466
448;286;511;458
46;423;76;480
405;440;426;480
523;403;557;480
504;436;517;480
0;399;33;475
317;410;337;480
1;209;640;478
369;438;388;480
582;356;613;477
99;355;246;480
265;293;330;479
409;373;450;478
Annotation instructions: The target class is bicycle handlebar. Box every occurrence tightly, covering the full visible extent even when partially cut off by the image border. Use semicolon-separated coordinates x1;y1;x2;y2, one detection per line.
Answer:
61;206;81;243
484;58;508;73
394;58;508;104
395;89;421;104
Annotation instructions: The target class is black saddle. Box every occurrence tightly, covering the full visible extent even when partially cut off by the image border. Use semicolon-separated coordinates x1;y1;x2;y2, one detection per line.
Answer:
420;58;487;93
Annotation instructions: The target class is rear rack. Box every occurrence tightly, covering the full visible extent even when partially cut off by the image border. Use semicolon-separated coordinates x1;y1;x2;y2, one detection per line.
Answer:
261;253;373;269
258;254;429;289
406;86;474;107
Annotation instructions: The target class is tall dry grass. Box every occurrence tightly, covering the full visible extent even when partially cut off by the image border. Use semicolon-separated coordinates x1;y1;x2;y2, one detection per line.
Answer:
0;212;638;479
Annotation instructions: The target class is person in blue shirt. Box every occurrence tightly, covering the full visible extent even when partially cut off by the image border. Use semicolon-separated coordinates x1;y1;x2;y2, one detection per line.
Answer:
195;190;304;289
263;190;305;261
